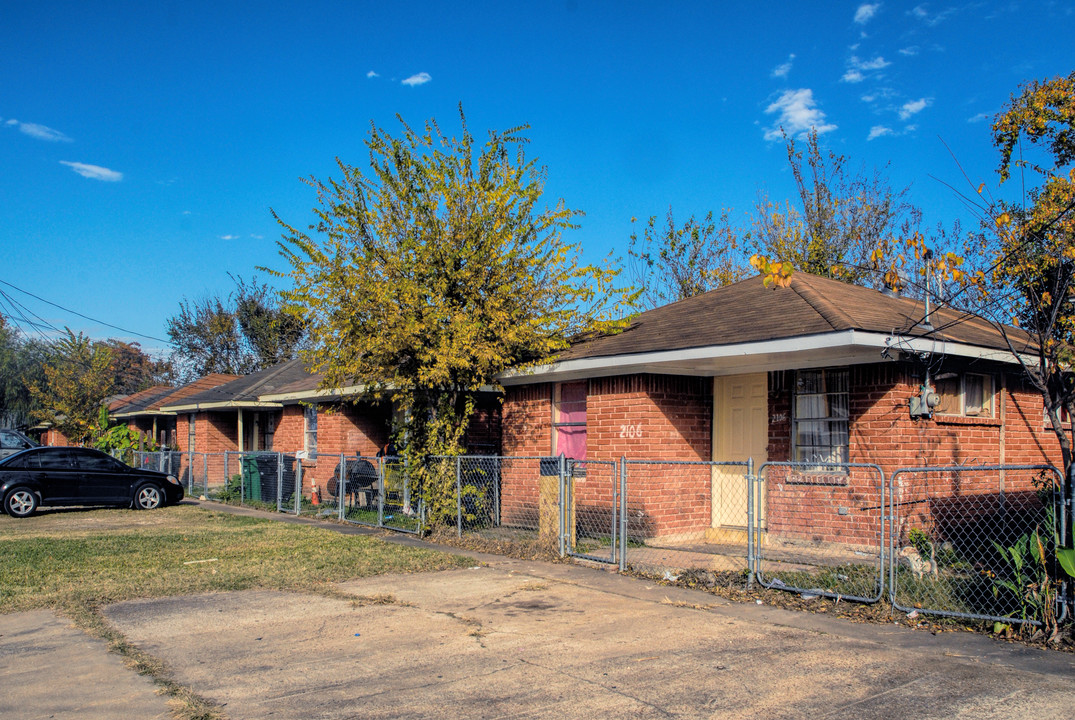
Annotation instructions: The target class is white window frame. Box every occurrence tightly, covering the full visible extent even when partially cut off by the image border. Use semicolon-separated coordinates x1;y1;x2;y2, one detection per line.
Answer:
792;368;850;469
934;372;995;418
303;405;318;458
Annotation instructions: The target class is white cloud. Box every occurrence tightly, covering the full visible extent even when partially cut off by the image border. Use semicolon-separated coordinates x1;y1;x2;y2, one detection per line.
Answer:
868;125;893;140
968;111;991;123
899;46;920;56
763;88;837;140
4;119;73;142
401;72;431;87
59;161;122;181
366;70;379;78
771;54;795;79
841;55;891;83
911;4;955;26
861;87;897;103
899;97;932;120
219;234;240;240
250;234;263;239
854;3;881;24
857;56;891;71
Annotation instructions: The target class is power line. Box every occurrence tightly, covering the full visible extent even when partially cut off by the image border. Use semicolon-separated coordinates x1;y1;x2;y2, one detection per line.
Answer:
0;278;174;346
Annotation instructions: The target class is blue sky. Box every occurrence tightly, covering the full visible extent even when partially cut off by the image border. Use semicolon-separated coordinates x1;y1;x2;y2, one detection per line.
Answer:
2;1;1072;357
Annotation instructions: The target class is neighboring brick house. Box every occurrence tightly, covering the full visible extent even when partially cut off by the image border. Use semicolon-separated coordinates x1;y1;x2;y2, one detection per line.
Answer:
108;373;239;448
161;358;503;498
497;273;1063;545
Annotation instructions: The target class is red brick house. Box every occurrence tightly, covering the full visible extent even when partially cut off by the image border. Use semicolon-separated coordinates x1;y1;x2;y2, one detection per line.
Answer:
108;373;239;448
497;273;1062;544
160;358;502;497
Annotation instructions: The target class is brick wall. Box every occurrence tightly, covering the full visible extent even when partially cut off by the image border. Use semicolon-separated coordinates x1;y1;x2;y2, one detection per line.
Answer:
501;363;1066;545
589;375;712;538
465;393;503;455
501;383;552;526
500;375;712;535
764;363;1063;548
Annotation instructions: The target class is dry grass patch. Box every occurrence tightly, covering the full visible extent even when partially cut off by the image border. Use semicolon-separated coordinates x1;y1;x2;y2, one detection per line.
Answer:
0;504;472;720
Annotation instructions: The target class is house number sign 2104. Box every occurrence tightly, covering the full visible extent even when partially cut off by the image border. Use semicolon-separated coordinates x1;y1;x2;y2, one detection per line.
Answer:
620;424;643;438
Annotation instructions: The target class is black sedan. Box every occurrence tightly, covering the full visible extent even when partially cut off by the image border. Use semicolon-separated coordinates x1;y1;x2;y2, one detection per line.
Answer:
0;446;185;518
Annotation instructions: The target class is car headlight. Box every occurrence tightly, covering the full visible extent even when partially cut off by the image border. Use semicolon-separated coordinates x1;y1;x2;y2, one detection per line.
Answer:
166;475;181;486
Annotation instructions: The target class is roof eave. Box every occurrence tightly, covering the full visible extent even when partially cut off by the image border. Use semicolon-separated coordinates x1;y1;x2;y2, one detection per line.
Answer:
497;330;1034;385
159;400;285;412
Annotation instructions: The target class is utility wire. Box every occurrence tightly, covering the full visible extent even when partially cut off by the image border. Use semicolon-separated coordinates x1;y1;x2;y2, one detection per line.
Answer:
0;278;174;346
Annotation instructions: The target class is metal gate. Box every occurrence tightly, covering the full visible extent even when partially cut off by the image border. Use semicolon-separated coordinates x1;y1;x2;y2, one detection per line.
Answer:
753;461;887;603
889;464;1064;625
563;458;620;564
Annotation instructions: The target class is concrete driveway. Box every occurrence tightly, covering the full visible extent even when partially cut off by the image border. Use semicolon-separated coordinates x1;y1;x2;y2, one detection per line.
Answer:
2;508;1073;719
101;556;1074;719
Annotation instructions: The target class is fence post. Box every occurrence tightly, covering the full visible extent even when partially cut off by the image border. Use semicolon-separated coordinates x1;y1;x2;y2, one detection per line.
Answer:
563;453;571;563
294;459;302;515
378;456;385;528
746;457;755;588
225;452;233;504
610;459;618;566
1067;463;1074;620
456;457;463;538
619;457;627;572
338;453;345;521
494;458;501;527
202;453;208;497
276;452;283;513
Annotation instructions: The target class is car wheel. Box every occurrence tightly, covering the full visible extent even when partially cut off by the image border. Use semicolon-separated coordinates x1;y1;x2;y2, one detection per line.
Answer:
134;484;163;510
5;487;38;518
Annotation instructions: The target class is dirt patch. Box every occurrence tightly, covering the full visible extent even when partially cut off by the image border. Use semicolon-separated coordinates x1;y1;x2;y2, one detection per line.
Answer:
628;566;1075;653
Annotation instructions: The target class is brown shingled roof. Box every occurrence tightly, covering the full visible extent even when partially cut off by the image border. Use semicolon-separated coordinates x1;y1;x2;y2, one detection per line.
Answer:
109;374;241;417
557;273;1031;362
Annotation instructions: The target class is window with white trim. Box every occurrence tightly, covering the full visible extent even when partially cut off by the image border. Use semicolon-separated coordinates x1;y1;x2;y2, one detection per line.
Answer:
187;413;196;453
934;373;994;418
793;368;849;468
304;405;318;457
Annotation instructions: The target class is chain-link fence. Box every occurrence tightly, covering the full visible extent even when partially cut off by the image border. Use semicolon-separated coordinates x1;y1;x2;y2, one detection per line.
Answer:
435;455;547;549
621;460;751;578
330;455;422;534
889;464;1065;626
754;462;886;603
564;459;619;564
156;449;1072;623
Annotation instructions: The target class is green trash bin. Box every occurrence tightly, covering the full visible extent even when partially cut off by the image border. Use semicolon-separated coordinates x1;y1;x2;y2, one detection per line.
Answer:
242;456;261;502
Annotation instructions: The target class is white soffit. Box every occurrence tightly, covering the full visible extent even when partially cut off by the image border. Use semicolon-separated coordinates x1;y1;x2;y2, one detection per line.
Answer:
498;330;1031;385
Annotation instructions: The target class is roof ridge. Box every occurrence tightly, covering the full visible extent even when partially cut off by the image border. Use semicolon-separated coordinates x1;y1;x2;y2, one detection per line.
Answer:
789;275;856;331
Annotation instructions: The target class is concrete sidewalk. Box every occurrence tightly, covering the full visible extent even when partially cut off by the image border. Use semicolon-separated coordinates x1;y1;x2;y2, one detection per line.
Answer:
3;502;1073;719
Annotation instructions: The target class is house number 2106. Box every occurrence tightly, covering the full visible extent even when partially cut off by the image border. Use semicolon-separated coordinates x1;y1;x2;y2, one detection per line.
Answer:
620;424;643;439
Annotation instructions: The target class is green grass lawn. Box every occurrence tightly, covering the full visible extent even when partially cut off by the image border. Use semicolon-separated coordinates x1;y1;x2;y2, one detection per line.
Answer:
0;504;471;614
0;504;473;720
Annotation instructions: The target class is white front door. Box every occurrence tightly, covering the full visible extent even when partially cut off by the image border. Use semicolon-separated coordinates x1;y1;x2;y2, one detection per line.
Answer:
712;373;768;531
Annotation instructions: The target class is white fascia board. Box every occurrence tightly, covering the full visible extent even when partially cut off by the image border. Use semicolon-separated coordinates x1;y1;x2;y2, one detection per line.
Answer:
498;330;1032;385
159;400;285;412
110;410;177;418
259;384;502;403
258;385;368;403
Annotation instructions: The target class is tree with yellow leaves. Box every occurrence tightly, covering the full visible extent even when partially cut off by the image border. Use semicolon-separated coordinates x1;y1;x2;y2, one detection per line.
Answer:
272;108;633;523
985;72;1075;470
